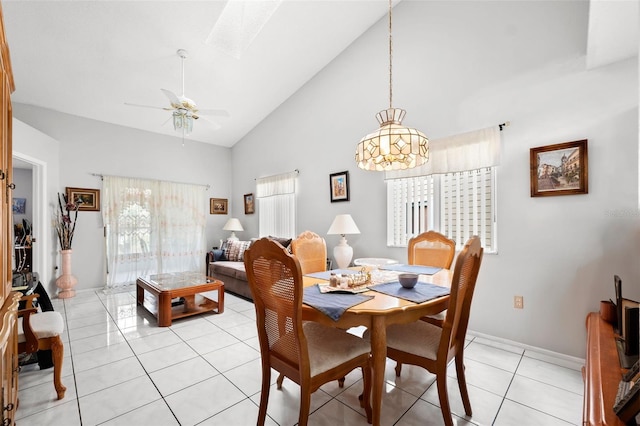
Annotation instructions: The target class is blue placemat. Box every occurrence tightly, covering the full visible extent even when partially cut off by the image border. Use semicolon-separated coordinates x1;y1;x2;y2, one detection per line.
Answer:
369;282;450;304
304;269;359;280
379;264;442;275
303;285;373;321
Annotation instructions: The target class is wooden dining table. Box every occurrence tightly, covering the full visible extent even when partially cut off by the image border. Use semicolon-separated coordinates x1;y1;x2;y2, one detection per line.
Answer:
302;268;453;426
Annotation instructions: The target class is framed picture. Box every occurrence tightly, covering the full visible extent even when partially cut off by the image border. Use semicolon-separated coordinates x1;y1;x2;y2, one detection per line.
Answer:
210;198;228;215
66;187;100;211
12;198;26;214
530;139;588;197
244;193;255;214
329;171;350;202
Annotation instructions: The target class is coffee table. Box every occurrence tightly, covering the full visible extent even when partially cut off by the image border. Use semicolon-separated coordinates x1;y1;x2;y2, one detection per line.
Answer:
136;271;224;326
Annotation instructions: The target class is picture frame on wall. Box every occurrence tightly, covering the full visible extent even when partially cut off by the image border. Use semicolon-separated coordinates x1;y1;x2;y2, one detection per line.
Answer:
66;187;101;211
329;171;350;202
12;198;26;214
210;198;228;215
244;193;255;214
530;139;588;197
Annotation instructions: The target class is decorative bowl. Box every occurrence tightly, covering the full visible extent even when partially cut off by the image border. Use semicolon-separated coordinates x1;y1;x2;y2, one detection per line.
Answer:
398;273;419;289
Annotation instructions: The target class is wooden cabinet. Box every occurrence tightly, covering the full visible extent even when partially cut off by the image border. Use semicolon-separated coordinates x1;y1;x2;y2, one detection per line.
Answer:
0;2;17;425
583;312;631;425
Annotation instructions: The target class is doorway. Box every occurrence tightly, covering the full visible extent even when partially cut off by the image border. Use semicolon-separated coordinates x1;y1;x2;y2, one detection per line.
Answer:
12;152;48;284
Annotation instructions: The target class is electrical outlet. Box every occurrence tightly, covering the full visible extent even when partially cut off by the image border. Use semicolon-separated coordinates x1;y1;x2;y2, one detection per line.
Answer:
514;296;524;309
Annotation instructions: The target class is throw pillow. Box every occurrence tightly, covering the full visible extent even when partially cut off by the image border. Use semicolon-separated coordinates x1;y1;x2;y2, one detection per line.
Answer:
268;235;292;250
227;240;252;262
212;249;225;261
221;239;233;260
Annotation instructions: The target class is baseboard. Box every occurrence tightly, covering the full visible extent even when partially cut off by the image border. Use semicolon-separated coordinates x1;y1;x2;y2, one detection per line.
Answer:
468;329;585;371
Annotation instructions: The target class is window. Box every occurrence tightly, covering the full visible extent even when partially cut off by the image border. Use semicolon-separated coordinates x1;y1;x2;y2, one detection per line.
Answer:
387;167;496;252
256;171;298;239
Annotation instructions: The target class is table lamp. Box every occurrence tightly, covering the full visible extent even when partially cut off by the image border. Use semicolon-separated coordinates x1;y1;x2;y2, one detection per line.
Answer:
223;218;243;241
327;214;360;269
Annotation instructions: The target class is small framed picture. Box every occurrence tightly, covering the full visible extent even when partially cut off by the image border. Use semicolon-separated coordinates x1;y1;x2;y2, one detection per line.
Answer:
244;193;255;214
66;187;100;211
210;198;228;215
329;171;350;202
530;139;588;197
12;198;26;214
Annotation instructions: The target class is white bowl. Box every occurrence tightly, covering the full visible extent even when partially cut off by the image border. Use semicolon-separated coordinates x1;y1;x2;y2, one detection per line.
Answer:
398;273;418;289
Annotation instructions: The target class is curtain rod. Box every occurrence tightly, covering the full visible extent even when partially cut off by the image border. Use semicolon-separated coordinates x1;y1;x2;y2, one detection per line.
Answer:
90;173;210;190
499;121;510;131
254;169;299;181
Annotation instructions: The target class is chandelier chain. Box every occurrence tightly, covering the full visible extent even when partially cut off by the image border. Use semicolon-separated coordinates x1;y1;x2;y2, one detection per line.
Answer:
388;0;393;109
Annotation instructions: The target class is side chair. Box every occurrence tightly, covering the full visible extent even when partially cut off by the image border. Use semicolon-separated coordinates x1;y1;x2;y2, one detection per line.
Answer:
368;236;483;426
244;238;372;425
290;230;327;275
408;230;456;269
18;293;66;399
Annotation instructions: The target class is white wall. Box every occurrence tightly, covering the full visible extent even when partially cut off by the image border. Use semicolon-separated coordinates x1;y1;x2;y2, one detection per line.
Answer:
231;1;639;358
12;105;233;295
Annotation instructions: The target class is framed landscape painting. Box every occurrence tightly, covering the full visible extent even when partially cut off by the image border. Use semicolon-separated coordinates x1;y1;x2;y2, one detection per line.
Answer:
530;139;588;197
210;198;228;215
66;187;101;211
329;171;350;202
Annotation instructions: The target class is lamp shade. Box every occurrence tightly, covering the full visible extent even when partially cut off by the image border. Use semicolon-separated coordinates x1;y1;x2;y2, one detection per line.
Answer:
327;214;360;236
223;218;244;232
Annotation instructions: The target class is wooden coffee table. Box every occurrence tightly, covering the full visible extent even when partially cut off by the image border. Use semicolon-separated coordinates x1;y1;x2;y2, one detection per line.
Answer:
136;271;224;326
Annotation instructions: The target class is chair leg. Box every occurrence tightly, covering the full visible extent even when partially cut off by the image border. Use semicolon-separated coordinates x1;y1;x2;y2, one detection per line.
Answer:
51;336;66;400
276;373;285;390
395;361;403;377
359;365;372;424
436;370;454;426
298;383;311;426
257;367;271;426
455;355;472;416
338;377;345;388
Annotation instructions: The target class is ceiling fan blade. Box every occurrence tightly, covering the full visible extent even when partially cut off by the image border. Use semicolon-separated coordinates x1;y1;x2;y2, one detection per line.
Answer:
161;89;181;107
198;115;222;130
124;102;171;111
197;109;230;118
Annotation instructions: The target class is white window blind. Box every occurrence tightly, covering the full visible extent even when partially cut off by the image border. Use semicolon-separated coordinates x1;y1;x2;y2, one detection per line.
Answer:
256;170;298;239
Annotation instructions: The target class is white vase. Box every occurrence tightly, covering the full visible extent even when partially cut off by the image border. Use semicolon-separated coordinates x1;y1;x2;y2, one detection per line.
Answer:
56;249;78;299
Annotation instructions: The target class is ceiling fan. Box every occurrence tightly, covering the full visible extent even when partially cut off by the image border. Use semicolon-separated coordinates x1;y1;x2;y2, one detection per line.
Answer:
125;49;229;138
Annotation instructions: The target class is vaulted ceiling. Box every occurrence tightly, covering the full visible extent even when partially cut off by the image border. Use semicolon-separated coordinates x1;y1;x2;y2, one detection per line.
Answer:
3;0;638;151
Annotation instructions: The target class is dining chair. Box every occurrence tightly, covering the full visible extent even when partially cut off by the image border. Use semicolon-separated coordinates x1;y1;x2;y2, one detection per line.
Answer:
368;236;483;426
18;294;66;399
408;230;456;269
244;238;372;425
290;230;327;275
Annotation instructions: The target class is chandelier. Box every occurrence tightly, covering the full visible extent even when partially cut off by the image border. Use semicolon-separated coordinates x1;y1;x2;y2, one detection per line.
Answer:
355;0;429;171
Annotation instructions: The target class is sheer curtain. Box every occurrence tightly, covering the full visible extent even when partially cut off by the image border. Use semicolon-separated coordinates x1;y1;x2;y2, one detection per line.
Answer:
102;176;207;289
256;170;297;239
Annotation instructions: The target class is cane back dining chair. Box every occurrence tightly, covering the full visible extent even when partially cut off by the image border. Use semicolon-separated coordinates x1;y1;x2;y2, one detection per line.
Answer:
370;236;483;426
290;231;327;275
408;230;456;269
18;293;66;399
244;238;372;425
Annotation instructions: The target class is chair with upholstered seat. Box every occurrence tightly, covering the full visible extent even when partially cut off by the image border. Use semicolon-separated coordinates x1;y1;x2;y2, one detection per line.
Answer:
244;238;372;425
369;236;483;426
408;230;456;269
290;230;327;275
18;294;66;399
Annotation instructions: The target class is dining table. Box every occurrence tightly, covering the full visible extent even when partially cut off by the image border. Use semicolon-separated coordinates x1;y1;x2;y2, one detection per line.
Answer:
301;267;453;426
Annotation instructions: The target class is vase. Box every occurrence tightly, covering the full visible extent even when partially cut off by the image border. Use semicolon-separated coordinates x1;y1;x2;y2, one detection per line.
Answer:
56;249;78;299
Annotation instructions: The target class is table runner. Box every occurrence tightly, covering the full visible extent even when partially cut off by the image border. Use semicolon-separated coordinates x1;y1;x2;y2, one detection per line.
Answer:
304;269;359;280
379;264;442;275
368;282;450;304
303;285;373;321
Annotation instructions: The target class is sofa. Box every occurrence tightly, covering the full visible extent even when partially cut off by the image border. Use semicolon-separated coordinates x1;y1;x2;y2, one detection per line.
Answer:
206;236;292;301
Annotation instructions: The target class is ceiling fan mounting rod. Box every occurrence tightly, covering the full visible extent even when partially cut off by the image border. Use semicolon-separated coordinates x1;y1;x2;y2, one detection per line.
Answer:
177;49;188;97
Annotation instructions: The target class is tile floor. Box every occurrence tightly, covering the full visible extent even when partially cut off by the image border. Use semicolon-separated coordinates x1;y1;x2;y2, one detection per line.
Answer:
16;288;584;425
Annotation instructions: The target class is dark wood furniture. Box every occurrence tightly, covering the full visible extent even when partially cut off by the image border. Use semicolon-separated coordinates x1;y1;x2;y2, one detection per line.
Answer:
136;272;224;327
583;312;637;425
